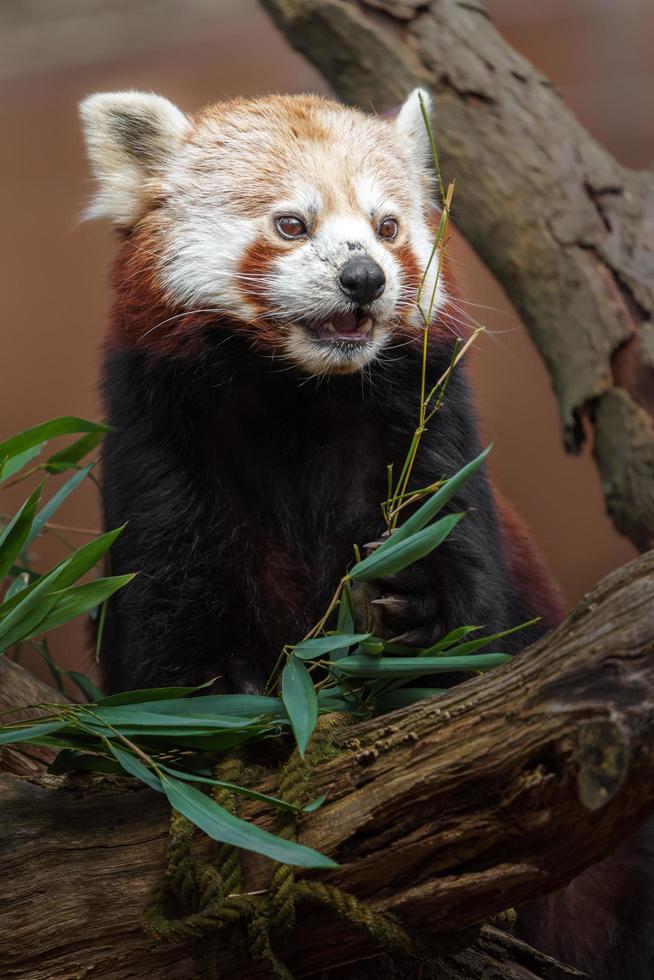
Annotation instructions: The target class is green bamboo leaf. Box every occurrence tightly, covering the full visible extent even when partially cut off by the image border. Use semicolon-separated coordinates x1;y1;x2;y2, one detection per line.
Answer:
45;430;106;473
0;721;63;745
4;572;30;602
0;597;63;654
0;560;71;653
303;794;327;812
282;655;318;757
380;632;480;660
30;576;134;636
0;567;129;655
0;527;125;621
61;723;274;753
106;745;315;831
22;730;104;752
161;773;336;868
317;688;359;713
107;742;163;793
94;594;109;664
15;734;98;753
0;483;43;581
97;679;217;706
292;633;371;660
0;417;109;463
360;639;385;657
350;513;464;582
32;639;64;693
0;443;43;483
81;720;265;739
91;705;264;730
335;653;512;678
423;619;539;658
379;445;492;554
319;699;360;715
27;464;94;544
158;763;321;813
118;693;286;719
336;581;355;635
65;671;104;703
77;722;263;741
378;639;422;656
428;625;481;651
48;527;125;588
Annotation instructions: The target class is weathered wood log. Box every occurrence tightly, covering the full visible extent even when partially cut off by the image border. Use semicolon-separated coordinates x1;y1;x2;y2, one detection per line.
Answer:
260;0;654;551
0;655;68;777
1;551;653;977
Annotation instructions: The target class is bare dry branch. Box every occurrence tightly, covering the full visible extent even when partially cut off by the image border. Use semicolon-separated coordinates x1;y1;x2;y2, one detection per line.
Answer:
260;0;654;550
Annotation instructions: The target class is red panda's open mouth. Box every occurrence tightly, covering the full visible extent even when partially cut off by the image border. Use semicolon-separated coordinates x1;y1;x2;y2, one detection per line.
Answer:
314;311;374;343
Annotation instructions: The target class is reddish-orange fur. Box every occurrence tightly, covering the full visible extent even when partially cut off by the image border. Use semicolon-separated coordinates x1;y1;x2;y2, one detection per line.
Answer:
109;227;220;356
236;238;289;347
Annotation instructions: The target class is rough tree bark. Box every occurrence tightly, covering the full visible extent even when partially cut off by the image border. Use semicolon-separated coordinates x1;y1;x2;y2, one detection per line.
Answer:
260;0;654;551
1;551;653;978
0;656;67;777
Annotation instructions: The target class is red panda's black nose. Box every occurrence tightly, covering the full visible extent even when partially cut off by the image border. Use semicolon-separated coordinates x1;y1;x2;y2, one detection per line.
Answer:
338;256;386;306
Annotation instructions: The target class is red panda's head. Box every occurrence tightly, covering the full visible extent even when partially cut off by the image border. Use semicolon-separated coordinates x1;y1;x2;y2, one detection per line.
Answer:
80;90;445;373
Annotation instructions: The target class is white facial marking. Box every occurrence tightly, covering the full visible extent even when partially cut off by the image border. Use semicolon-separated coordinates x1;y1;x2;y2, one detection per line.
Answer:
80;89;447;373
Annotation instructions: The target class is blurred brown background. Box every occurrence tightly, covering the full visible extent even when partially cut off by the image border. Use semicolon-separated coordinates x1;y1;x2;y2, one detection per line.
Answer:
1;0;651;687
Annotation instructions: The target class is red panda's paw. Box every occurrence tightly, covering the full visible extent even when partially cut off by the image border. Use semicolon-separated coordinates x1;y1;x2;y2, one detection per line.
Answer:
366;562;441;649
224;656;269;696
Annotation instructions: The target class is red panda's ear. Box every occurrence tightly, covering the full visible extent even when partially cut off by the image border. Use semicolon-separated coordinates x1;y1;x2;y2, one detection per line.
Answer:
394;88;434;175
79;91;191;226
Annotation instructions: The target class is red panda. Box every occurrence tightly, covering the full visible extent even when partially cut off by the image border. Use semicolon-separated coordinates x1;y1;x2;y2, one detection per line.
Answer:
79;89;651;978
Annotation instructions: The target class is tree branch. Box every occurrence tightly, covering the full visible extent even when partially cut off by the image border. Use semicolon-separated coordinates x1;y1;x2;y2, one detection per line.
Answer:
1;551;653;977
0;655;68;777
260;0;654;550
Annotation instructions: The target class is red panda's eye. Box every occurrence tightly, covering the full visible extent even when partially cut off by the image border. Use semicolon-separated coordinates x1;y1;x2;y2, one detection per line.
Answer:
276;216;307;239
377;218;399;241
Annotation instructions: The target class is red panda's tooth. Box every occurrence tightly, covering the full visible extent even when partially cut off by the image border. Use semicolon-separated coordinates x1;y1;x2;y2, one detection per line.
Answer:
323;322;336;335
358;318;373;333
